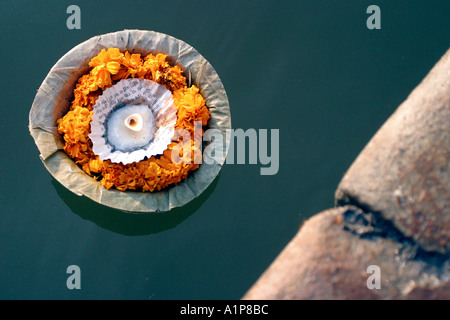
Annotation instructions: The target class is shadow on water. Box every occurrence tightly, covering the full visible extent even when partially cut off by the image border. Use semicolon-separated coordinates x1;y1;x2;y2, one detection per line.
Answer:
51;174;221;236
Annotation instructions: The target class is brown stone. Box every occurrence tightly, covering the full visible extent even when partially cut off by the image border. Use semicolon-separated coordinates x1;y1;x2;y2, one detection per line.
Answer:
243;206;450;300
243;49;450;300
335;49;450;254
243;207;381;299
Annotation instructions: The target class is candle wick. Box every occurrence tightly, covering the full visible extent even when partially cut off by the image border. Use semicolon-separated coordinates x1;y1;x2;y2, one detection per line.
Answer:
124;113;143;132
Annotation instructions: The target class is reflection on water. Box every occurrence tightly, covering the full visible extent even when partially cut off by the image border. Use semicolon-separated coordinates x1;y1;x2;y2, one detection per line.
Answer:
51;174;220;236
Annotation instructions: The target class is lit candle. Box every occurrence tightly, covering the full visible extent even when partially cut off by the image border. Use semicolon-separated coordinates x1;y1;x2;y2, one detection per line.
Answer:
107;105;155;151
124;113;144;132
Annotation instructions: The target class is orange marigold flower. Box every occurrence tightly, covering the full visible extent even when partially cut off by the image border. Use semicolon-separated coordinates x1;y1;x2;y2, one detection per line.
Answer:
57;48;209;192
113;51;144;80
89;48;124;68
106;61;121;75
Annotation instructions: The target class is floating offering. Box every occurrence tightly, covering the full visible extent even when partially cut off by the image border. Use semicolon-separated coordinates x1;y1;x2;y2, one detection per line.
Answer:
29;30;231;212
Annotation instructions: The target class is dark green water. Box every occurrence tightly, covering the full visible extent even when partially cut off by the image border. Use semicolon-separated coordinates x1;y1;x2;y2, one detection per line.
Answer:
0;0;449;299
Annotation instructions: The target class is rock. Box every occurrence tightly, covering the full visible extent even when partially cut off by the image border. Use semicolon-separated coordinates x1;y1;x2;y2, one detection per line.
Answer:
244;207;382;299
243;49;450;299
336;49;450;254
243;206;450;300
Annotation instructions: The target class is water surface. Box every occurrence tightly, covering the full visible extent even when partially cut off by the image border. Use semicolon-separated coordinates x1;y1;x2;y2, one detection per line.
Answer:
0;0;449;299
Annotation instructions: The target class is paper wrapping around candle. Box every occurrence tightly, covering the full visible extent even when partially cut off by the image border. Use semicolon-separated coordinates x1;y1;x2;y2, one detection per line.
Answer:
28;30;231;213
89;78;177;165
